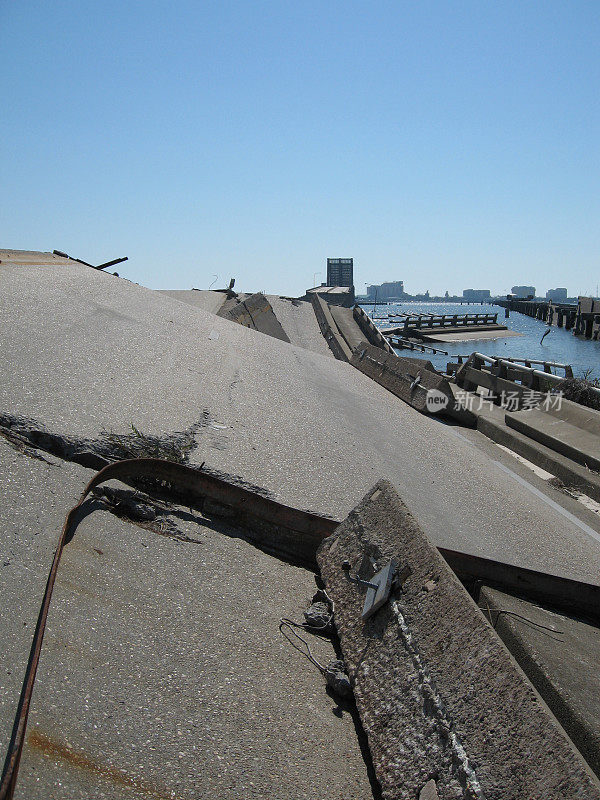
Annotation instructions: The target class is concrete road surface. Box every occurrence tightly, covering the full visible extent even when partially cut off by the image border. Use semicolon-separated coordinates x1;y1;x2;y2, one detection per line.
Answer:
0;439;373;800
1;263;600;587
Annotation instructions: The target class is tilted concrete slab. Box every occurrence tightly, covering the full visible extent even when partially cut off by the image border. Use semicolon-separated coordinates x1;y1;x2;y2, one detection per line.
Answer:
2;262;600;588
388;354;438;373
220;292;290;342
266;295;333;357
351;344;453;414
329;306;368;352
474;400;600;503
351;344;475;425
0;440;88;756
506;407;600;471
542;398;600;433
0;249;77;267
157;289;227;315
310;293;353;361
317;481;600;799
1;441;373;799
479;586;600;780
353;306;395;354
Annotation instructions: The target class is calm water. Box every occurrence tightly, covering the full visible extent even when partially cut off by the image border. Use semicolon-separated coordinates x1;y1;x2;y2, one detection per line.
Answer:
361;302;600;377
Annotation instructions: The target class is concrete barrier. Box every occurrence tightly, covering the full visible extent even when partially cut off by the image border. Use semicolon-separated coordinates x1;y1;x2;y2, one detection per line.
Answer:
479;586;600;780
317;481;600;800
221;293;290;342
351;343;475;424
475;406;600;503
351;344;451;412
310;293;353;361
329;305;367;351
352;306;395;354
542;396;600;432
391;354;437;373
506;399;600;471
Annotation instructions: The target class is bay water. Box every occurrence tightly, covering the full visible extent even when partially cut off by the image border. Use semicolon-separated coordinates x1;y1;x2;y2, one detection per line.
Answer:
361;302;600;378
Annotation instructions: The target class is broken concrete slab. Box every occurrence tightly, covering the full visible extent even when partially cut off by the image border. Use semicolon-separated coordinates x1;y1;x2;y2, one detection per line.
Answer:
351;343;475;425
0;250;78;267
2;261;600;589
542;396;600;432
329;305;368;352
310;293;353;361
479;585;600;779
384;354;438;373
220;292;291;342
266;295;334;357
352;306;395;354
0;439;89;757
317;480;600;800
506;403;600;471
1;441;373;799
351;344;450;413
475;401;600;503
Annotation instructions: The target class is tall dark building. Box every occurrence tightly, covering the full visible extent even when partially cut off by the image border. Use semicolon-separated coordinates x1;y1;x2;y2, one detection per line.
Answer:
327;258;353;287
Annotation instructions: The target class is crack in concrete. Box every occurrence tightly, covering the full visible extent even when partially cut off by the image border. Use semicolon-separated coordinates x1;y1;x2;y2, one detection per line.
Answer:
0;411;276;500
391;599;484;800
89;487;208;545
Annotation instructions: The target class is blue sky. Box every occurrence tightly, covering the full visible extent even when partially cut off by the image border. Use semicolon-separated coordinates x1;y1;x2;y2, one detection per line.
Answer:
1;1;598;296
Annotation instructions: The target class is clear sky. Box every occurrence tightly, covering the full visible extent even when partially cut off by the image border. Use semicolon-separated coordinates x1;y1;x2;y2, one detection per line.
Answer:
1;1;598;297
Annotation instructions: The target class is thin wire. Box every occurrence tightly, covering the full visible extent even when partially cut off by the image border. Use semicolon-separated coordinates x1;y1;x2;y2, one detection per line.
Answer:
279;620;326;673
483;603;564;637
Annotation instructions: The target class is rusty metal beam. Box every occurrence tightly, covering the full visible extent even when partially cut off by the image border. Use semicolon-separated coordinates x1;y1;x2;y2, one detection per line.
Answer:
52;250;128;271
3;456;599;798
94;256;128;271
0;458;338;800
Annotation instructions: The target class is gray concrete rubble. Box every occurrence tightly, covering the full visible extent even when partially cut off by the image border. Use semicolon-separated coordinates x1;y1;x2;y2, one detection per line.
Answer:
506;398;600;471
479;585;600;779
317;480;600;800
471;396;600;503
351;344;454;413
329;305;369;352
1;263;600;588
352;306;395;354
0;438;373;799
310;292;353;360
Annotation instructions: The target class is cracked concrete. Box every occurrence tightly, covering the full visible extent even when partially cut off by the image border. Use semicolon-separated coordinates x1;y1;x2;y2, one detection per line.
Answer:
0;412;277;500
318;481;600;799
2;262;600;587
0;438;375;799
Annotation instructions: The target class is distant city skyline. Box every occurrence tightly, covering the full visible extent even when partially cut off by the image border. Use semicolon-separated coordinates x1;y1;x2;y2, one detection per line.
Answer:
359;274;584;299
1;2;598;298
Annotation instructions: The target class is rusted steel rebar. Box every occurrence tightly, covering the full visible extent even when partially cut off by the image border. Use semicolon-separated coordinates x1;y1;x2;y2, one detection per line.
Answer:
0;458;337;800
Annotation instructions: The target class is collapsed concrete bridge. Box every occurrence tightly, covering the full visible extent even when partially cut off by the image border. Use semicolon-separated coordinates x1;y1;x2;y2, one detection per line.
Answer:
1;251;600;799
